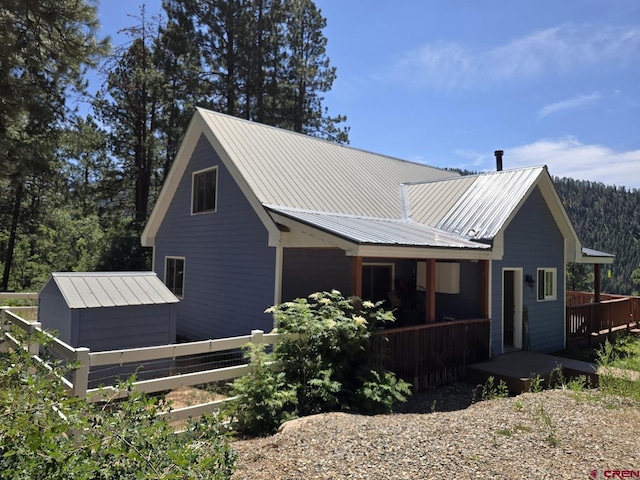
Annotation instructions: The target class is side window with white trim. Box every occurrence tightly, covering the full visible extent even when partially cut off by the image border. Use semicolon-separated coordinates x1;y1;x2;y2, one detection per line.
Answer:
165;257;185;298
192;167;218;214
537;268;556;301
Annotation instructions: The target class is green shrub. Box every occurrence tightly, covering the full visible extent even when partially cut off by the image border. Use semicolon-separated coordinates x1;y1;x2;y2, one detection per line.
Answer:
0;330;236;479
230;290;411;435
228;343;298;437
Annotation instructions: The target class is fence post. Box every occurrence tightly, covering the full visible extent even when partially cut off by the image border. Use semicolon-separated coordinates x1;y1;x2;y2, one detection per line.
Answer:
73;347;90;400
250;329;264;364
26;321;42;356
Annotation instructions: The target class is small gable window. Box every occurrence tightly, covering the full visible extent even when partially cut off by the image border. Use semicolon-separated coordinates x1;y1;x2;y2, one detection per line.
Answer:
537;268;556;301
192;167;218;214
165;257;185;298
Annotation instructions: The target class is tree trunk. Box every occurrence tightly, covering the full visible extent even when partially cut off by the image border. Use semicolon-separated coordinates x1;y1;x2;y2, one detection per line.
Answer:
1;181;23;291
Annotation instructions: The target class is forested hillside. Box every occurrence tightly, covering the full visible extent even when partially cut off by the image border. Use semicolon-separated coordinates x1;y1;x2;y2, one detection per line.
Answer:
554;177;640;295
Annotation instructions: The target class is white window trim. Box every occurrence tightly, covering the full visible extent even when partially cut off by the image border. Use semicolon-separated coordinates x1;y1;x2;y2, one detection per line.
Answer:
191;166;218;215
537;267;557;302
165;256;186;299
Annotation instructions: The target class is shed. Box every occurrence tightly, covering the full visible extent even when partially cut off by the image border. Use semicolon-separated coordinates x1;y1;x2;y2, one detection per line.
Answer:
38;272;178;351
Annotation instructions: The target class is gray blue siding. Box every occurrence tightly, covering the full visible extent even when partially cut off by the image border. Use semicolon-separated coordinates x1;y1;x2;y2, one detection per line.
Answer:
154;135;275;340
76;304;176;351
39;281;74;344
490;187;565;355
282;248;351;301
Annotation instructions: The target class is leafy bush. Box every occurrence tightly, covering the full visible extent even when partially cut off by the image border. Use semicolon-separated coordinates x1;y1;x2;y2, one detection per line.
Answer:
229;343;297;437
230;290;411;435
0;331;236;479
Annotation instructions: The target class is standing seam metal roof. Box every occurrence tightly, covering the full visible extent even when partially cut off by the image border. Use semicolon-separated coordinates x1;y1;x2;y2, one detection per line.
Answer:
435;167;545;239
266;205;490;249
199;109;460;218
50;272;179;309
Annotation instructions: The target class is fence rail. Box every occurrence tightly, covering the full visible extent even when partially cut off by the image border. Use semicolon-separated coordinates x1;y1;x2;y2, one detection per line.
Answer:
0;307;287;422
566;294;640;346
370;318;490;391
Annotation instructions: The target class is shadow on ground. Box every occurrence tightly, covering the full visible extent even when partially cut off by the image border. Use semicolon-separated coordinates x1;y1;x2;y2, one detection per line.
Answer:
394;381;478;414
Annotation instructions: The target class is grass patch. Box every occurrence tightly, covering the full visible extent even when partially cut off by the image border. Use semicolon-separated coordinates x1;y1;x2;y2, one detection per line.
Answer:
600;335;640;372
559;334;640;372
553;335;640;404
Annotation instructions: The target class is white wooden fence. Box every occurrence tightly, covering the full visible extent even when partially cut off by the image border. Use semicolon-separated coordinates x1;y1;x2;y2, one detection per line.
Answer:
0;306;288;423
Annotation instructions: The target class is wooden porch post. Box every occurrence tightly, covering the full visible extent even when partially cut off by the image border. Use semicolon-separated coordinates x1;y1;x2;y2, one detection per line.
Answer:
424;259;436;323
479;260;490;318
351;256;363;298
594;264;601;303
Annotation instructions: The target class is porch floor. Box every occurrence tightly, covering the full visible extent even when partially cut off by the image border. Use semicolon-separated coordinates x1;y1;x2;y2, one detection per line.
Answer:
466;350;599;393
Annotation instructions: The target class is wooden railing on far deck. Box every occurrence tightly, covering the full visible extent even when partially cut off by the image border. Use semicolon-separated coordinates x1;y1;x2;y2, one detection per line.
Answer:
566;296;639;346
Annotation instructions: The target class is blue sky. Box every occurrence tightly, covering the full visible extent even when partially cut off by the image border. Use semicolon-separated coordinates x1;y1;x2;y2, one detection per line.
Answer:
96;0;640;189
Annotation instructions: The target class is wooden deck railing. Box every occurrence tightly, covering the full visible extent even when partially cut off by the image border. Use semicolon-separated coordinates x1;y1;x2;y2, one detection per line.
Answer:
566;295;639;346
370;318;490;392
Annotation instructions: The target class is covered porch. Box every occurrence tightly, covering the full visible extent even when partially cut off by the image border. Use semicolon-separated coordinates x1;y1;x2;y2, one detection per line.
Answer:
349;256;491;327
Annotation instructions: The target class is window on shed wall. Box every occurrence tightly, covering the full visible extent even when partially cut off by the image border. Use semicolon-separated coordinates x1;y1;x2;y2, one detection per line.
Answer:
537;268;556;301
192;167;218;214
165;257;185;298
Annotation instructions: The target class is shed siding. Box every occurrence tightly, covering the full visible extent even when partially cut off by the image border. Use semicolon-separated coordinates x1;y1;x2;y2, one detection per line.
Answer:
154;134;275;340
490;187;565;356
38;282;74;345
281;248;351;301
76;304;176;351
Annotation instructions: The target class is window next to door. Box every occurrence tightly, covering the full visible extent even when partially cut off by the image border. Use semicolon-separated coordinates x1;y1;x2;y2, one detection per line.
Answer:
165;257;185;298
537;268;556;301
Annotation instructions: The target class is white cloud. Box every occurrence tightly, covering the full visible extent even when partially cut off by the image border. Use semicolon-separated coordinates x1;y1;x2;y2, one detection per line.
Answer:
388;24;640;89
537;92;602;119
502;137;640;189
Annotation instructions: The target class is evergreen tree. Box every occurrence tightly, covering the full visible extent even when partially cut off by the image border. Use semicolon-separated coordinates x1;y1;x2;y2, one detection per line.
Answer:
0;0;108;290
555;177;640;295
161;0;348;141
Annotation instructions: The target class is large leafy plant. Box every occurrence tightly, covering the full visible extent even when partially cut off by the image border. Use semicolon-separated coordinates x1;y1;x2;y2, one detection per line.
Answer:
230;290;411;435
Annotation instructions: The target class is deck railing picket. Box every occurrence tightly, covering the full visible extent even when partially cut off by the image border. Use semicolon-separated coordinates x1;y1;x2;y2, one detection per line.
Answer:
370;318;490;392
566;292;640;347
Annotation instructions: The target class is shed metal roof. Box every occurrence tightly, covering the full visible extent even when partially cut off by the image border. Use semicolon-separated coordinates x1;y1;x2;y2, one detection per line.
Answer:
267;205;490;249
199;108;459;218
50;272;179;309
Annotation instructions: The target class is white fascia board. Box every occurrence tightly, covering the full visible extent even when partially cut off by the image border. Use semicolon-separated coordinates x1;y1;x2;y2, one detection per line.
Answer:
141;114;203;247
354;245;494;260
271;212;495;260
198;115;282;247
270;213;359;253
536;171;582;262
491;169;582;263
142;110;282;248
492;231;504;260
573;254;615;265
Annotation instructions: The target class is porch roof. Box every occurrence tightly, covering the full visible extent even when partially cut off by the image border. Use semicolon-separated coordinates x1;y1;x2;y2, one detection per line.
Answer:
266;205;490;250
577;247;615;264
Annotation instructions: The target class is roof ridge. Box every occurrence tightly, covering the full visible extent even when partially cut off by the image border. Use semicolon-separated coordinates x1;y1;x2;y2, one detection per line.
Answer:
401;165;546;187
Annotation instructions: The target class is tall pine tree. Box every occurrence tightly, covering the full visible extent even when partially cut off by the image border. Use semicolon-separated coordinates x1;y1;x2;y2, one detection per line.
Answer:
0;0;107;290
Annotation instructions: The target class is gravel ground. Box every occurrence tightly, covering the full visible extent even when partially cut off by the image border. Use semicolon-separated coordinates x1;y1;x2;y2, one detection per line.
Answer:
231;387;640;479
